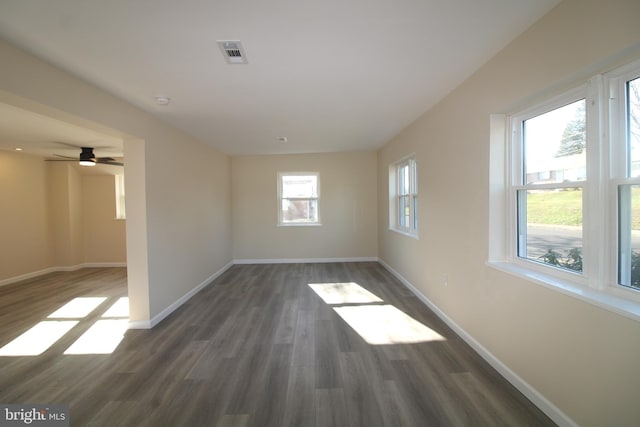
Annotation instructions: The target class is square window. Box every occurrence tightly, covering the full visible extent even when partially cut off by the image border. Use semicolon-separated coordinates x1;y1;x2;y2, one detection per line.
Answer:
278;173;320;226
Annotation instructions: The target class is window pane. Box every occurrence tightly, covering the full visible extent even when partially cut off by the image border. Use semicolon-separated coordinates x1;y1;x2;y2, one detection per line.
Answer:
523;100;586;185
518;188;583;272
628;77;640;177
412;195;418;231
115;174;126;219
398;164;409;195
618;185;640;289
282;175;318;198
398;195;409;228
411;160;417;193
282;198;318;223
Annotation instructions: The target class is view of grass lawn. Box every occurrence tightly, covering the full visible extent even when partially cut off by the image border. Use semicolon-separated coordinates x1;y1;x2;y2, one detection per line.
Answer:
527;187;640;229
526;189;582;226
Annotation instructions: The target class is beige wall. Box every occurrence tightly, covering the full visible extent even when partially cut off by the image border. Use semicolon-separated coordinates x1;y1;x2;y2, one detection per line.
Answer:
232;152;377;261
48;162;84;267
0;39;232;323
378;1;640;426
0;150;52;279
82;175;126;264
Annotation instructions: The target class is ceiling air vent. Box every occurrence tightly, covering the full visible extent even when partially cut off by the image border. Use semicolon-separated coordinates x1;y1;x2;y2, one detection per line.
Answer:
217;40;248;64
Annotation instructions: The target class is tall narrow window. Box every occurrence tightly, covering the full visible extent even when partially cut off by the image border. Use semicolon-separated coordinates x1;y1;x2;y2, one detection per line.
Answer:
617;75;640;290
278;173;320;226
516;98;586;273
115;174;126;220
389;155;418;237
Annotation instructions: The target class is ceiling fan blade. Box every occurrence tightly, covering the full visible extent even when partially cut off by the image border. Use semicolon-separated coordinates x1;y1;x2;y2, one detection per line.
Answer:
96;160;124;166
46;147;124;166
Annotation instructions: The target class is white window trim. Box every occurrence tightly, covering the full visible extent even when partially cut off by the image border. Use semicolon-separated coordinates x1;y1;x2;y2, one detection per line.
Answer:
389;154;418;239
488;58;640;322
508;86;592;284
277;172;321;227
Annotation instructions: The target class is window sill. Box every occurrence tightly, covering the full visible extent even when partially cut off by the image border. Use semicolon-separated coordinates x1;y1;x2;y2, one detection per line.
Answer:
487;260;640;322
277;223;322;227
388;227;419;240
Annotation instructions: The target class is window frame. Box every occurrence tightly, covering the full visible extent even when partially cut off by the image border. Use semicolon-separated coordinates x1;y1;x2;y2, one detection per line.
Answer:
277;172;321;227
389;154;418;238
607;61;640;295
508;86;591;285
491;58;640;319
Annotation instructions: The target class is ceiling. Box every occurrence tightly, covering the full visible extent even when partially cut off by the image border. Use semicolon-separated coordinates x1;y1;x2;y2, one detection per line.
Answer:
0;0;560;156
0;102;124;175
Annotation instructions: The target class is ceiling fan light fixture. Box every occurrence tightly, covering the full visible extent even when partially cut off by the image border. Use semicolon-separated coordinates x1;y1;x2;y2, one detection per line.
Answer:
79;147;96;166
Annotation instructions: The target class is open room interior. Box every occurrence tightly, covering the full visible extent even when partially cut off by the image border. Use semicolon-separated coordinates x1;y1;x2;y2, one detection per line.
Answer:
0;1;639;426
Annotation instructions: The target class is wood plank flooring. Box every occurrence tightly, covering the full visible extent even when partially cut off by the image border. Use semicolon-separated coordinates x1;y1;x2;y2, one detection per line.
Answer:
0;263;556;426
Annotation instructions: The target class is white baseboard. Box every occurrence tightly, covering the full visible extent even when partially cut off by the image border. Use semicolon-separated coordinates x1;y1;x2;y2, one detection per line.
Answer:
233;257;378;264
0;262;127;287
377;259;578;427
81;262;127;268
128;261;234;330
0;267;58;287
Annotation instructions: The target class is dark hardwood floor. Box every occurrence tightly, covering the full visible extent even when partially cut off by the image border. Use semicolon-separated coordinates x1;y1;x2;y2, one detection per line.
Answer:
0;263;555;426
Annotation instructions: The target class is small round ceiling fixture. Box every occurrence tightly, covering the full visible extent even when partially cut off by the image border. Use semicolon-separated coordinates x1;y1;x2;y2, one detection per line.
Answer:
155;96;171;106
278;136;288;143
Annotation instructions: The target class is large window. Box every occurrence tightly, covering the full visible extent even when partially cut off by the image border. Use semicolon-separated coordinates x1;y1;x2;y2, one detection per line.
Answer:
500;58;640;308
389;155;418;237
515;97;586;273
278;172;320;226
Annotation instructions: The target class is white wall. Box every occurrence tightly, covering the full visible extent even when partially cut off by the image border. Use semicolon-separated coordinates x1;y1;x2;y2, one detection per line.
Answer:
0;39;232;324
232;152;378;261
378;1;640;426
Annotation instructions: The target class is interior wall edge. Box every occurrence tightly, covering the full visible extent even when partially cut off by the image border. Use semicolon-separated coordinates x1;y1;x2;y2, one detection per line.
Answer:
129;260;234;330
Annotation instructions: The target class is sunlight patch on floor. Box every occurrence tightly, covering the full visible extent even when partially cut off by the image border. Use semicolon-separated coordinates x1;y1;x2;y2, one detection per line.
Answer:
64;319;129;355
0;295;130;357
309;281;445;345
334;305;446;345
47;297;107;319
101;297;129;318
0;321;78;356
308;282;383;304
